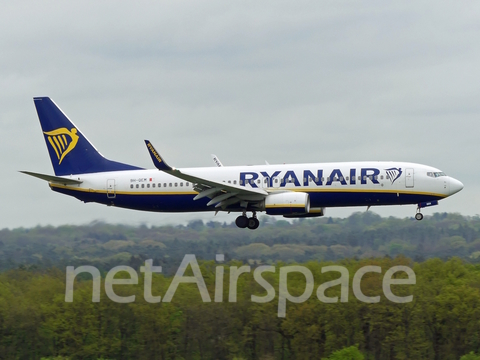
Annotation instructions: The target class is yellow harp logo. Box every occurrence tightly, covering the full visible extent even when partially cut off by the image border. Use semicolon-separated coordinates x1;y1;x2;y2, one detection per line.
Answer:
43;127;79;165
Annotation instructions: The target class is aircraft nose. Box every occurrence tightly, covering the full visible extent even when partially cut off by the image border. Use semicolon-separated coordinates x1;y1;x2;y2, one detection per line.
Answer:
449;177;464;195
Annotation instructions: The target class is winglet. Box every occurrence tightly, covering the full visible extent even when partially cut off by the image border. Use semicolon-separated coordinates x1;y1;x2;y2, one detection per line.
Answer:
211;154;223;167
144;140;173;171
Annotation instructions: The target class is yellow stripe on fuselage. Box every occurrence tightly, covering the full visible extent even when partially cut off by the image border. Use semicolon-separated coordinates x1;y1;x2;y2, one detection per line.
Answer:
273;187;447;198
49;183;198;195
49;183;446;199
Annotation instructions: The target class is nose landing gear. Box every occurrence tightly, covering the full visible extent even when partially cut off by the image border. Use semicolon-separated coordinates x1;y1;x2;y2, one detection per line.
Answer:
415;205;424;221
235;211;260;230
415;200;438;221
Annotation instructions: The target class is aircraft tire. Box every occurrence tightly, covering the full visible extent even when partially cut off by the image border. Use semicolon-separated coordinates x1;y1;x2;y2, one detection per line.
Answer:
236;215;249;228
415;213;424;221
247;217;260;230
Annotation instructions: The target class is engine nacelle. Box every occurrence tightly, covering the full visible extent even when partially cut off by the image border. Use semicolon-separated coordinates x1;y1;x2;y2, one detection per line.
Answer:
264;192;310;215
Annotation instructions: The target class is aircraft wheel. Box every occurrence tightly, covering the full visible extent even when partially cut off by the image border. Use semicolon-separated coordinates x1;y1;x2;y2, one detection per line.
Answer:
235;215;249;228
415;213;423;221
247;217;260;230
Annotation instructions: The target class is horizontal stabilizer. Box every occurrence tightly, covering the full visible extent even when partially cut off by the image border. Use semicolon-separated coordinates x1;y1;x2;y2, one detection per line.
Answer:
20;171;83;185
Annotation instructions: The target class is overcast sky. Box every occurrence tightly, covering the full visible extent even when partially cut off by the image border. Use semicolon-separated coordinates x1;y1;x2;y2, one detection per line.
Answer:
1;1;479;229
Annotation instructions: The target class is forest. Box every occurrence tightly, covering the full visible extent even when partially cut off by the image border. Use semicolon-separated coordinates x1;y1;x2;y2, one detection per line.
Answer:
1;212;480;359
2;211;480;274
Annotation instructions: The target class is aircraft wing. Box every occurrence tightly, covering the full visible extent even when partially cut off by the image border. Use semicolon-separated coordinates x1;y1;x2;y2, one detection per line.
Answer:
145;140;267;209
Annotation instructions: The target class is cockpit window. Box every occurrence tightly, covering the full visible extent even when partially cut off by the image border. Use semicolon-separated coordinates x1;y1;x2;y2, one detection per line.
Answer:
427;171;446;178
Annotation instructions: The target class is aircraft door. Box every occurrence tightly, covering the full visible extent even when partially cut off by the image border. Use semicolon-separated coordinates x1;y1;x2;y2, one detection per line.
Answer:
405;168;414;188
107;179;116;198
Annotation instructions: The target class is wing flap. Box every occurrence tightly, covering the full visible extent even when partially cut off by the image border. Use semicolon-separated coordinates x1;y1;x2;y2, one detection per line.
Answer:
194;187;223;201
207;192;239;206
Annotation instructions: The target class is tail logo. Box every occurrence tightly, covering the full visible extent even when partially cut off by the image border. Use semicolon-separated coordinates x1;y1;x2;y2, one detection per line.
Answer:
43;127;79;165
385;167;402;184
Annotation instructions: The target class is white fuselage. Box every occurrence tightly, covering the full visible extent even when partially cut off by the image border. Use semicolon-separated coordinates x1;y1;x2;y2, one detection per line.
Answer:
49;161;463;214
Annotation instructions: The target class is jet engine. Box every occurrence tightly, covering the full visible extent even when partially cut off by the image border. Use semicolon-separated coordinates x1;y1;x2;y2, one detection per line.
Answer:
263;192;310;215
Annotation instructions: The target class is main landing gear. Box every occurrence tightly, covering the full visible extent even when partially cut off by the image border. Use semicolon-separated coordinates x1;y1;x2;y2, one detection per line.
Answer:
235;212;260;230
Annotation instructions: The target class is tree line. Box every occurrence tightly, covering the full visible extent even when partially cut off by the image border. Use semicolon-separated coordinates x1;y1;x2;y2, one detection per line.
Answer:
1;212;480;274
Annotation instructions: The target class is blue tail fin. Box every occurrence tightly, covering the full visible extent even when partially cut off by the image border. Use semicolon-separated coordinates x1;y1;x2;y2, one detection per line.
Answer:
34;97;143;176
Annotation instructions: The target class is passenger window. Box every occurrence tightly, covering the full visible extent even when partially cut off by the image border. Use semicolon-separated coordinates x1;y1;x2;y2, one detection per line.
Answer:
186;182;189;186
164;183;167;187
240;180;243;185
374;175;378;180
346;176;349;181
327;177;330;182
158;183;161;187
152;183;155;188
175;183;178;187
358;176;361;180
233;180;237;184
169;183;172;187
340;176;344;181
141;184;145;188
130;184;133;189
380;175;383;180
136;184;139;188
147;184;150;188
180;182;183;187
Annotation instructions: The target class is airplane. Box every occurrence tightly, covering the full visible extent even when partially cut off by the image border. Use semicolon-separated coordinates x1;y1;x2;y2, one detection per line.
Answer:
22;97;464;230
